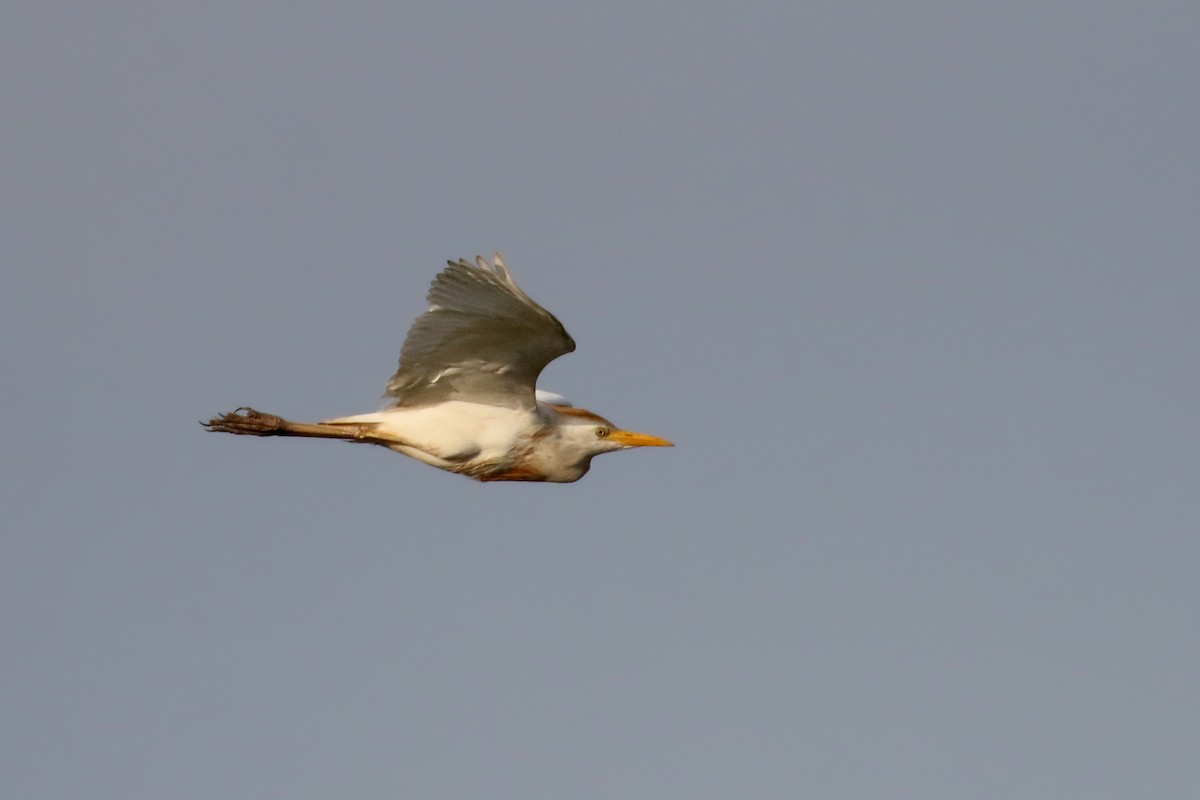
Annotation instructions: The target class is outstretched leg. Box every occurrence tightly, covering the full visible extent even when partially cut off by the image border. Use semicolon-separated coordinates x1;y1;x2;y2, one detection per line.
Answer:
203;407;379;442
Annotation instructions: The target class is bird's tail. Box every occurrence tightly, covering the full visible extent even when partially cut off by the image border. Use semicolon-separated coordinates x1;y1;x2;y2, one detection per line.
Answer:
202;407;381;443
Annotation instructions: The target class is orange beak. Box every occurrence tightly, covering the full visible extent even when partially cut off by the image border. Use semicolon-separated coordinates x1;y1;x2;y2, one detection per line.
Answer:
607;429;674;448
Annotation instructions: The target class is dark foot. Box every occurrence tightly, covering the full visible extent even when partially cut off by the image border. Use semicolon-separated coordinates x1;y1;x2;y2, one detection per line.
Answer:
202;407;286;436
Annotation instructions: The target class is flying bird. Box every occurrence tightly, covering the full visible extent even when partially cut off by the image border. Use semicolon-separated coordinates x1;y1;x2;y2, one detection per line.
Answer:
204;253;672;482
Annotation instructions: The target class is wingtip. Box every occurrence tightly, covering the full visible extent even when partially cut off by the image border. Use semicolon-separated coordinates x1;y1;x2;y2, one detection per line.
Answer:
449;252;506;276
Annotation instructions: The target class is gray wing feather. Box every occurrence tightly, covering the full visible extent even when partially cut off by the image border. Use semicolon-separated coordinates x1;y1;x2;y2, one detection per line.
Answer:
384;254;575;408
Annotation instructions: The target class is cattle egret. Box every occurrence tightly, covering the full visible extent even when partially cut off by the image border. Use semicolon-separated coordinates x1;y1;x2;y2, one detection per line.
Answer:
204;253;672;482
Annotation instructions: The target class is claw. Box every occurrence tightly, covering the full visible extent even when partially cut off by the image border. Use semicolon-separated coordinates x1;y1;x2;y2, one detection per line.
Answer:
203;406;282;436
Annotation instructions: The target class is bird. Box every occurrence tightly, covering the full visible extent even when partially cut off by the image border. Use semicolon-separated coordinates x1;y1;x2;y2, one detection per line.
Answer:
203;252;673;482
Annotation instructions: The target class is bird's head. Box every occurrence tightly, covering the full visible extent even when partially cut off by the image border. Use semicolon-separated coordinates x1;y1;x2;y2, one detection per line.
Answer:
546;404;673;473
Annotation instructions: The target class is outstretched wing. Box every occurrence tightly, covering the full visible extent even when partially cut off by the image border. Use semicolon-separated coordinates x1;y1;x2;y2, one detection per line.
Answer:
384;253;576;409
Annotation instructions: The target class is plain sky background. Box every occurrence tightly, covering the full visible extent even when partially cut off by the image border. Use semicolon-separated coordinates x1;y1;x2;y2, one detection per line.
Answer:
4;2;1198;798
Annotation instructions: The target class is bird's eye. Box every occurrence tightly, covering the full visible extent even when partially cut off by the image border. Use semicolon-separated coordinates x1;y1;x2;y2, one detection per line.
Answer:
595;427;610;438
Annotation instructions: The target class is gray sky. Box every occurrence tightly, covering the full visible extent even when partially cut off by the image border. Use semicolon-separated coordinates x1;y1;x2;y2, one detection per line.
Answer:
4;2;1198;798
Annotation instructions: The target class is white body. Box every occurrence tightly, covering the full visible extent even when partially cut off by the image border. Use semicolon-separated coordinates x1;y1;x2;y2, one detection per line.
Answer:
326;402;542;469
324;399;614;482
